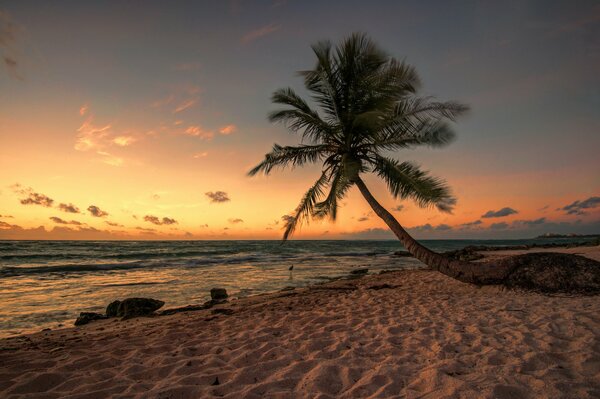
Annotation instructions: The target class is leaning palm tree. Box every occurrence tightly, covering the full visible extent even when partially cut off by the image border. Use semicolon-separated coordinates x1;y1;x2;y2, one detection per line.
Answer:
249;33;600;289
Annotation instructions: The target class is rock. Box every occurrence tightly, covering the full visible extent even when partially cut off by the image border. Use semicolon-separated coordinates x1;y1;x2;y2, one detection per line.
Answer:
367;284;395;290
106;300;121;317
393;251;413;257
443;247;485;262
115;298;165;319
350;268;368;275
212;377;220;386
210;288;228;300
75;312;107;326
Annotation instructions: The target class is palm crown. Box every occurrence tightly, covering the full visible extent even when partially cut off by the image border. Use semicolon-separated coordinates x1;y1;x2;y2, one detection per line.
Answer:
249;33;468;240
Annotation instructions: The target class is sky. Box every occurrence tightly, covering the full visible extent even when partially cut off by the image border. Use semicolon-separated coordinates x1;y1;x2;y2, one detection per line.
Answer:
0;0;599;240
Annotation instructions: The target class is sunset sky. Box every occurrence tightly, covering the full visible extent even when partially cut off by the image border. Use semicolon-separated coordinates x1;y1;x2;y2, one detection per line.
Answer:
1;0;599;240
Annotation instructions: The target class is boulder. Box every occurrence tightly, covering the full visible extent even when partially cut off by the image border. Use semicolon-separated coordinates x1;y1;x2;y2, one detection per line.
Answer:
210;288;228;300
75;312;107;326
106;300;121;317
114;298;165;319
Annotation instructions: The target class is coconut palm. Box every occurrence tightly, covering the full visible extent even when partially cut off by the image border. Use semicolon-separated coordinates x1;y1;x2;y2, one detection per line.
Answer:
248;33;590;286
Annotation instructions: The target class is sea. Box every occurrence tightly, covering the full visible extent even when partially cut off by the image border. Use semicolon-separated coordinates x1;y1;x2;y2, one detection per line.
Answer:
0;238;594;338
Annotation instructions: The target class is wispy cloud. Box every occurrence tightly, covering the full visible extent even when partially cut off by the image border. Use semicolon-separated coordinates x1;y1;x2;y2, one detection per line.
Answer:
87;205;108;217
105;221;124;227
193;151;208;159
12;185;54;207
0;10;22;80
228;218;243;224
173;99;197;113
241;23;280;43
481;207;518;218
206;191;230;203
112;136;137;146
219;124;237;135
58;203;80;213
184;125;214;140
490;222;509;230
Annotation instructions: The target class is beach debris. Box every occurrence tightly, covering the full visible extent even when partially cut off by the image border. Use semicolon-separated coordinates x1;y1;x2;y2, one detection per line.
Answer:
288;264;294;271
350;268;368;275
212;377;220;386
74;312;107;326
210;288;229;300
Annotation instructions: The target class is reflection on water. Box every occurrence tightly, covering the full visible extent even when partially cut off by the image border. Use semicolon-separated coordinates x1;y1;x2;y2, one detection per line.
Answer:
0;238;594;337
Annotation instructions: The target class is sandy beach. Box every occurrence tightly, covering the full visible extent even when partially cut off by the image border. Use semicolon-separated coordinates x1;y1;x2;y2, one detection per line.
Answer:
0;246;599;398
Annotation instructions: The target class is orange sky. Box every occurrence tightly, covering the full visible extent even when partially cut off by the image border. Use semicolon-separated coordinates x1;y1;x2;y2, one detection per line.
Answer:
1;2;599;240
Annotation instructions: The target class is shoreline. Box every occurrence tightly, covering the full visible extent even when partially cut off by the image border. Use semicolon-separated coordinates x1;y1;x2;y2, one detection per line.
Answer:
1;245;599;398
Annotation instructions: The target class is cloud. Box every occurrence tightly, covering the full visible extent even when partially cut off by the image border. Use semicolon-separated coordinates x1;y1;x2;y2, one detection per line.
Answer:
241;23;280;43
392;205;404;212
58;203;80;213
49;217;83;226
16;187;54;207
513;217;547;227
0;214;14;218
193;152;208;159
79;104;88;116
435;224;453;231
143;215;178;225
460;220;482;229
173;99;197;113
112;136;137;146
87;205;109;217
105;221;124;227
206;191;230;203
228;218;243;224
184;125;214;140
490;222;509;230
357;216;369;222
560;196;600;215
219;124;237;135
481;207;518;218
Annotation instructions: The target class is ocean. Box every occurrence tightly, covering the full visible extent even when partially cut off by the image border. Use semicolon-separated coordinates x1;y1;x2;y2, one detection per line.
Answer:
0;238;594;338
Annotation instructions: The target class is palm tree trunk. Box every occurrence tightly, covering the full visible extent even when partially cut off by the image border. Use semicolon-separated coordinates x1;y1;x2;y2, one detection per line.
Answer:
354;176;511;285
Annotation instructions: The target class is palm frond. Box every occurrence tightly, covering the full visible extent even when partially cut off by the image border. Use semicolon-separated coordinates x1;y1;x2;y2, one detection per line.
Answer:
313;167;352;221
247;144;330;176
372;155;456;212
368;121;457;151
283;171;330;240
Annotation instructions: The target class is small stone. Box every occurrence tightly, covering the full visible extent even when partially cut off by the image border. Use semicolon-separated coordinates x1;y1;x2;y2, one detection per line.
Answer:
115;298;165;319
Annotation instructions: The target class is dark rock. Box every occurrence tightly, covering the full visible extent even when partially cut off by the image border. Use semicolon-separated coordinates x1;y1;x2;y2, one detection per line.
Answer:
115;298;164;319
210;288;228;300
350;268;368;275
212;308;234;315
106;300;121;317
75;312;107;326
159;304;207;316
393;251;413;257
212;377;220;386
443;247;485;262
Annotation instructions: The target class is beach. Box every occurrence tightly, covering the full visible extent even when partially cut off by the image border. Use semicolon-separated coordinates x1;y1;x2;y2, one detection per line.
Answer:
1;246;599;398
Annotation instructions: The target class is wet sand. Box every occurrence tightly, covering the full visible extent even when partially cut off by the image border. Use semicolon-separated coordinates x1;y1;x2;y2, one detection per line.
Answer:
1;246;599;398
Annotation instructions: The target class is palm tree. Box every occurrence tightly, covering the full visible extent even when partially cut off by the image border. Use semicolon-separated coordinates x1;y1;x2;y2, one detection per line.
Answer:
248;33;527;285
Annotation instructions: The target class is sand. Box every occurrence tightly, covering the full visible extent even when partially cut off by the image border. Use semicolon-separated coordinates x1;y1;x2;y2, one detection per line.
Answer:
1;246;599;398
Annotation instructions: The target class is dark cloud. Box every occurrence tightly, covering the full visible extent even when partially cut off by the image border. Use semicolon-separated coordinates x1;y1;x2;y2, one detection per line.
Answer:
561;196;600;215
435;224;453;231
490;222;509;230
135;226;157;234
105;221;124;227
87;205;109;217
143;215;178;225
228;218;244;224
49;217;83;226
0;214;14;218
20;192;54;207
0;220;21;230
58;203;80;213
460;220;482;228
409;223;434;232
513;217;547;227
205;191;230;203
481;207;518;218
